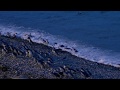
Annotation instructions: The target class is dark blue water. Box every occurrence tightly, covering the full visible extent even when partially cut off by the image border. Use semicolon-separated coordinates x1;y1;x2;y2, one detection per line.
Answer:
0;11;120;67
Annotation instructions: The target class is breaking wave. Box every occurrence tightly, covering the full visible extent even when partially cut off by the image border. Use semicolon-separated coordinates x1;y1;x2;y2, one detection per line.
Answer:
1;24;120;67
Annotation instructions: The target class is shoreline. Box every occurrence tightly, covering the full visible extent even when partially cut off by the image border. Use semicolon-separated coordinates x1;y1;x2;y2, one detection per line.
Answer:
0;35;120;79
1;29;120;67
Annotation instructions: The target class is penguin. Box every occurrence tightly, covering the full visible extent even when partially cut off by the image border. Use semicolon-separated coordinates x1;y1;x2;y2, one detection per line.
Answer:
12;33;17;38
72;47;78;53
65;47;72;51
24;34;33;43
26;49;33;57
42;39;49;45
51;48;58;55
60;45;65;48
27;36;33;43
28;50;33;57
6;32;11;37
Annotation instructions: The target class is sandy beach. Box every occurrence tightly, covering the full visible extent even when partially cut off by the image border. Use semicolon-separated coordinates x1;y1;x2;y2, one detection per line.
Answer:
0;35;120;79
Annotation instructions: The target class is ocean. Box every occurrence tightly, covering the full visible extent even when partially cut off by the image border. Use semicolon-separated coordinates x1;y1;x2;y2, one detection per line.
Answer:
0;11;120;67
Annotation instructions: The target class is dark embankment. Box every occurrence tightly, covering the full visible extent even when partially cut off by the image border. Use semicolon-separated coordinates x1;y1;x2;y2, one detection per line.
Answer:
0;35;120;79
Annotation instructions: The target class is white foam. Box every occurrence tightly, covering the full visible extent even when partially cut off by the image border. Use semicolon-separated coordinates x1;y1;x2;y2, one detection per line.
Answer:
0;24;120;68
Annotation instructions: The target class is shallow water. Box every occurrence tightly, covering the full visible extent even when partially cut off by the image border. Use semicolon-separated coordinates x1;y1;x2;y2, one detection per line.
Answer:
0;11;120;67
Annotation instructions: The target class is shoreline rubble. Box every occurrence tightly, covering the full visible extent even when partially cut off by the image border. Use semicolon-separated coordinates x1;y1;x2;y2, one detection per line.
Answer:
0;34;120;79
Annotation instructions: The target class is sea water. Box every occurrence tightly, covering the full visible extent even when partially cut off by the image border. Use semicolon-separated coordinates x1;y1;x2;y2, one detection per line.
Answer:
0;11;120;67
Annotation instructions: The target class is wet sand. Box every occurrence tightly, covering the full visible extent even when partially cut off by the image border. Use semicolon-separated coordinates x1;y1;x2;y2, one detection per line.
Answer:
0;35;120;79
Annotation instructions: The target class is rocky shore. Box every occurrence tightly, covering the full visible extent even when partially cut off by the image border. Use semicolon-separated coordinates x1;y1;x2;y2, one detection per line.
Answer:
0;35;120;79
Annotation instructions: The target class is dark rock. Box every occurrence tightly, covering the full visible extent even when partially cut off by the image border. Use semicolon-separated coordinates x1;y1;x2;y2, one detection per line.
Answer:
60;45;65;47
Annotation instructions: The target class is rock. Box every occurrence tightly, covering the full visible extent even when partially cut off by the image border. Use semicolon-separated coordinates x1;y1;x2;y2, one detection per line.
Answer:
0;31;1;36
52;48;58;55
12;33;17;38
1;49;6;55
42;61;50;68
13;48;18;55
58;67;65;72
9;45;14;52
2;43;6;50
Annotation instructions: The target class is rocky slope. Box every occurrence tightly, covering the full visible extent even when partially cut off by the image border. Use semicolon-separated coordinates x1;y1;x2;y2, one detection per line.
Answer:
0;35;120;79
